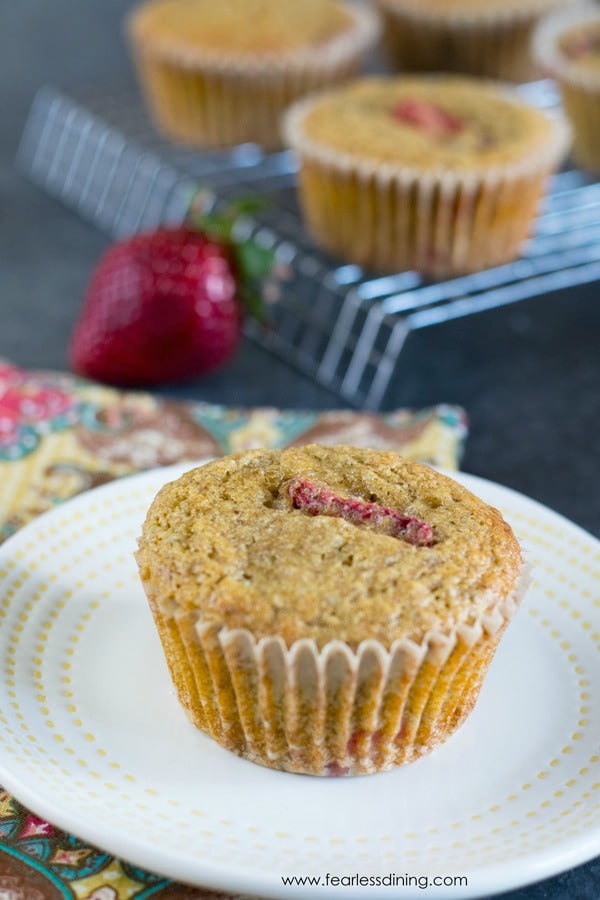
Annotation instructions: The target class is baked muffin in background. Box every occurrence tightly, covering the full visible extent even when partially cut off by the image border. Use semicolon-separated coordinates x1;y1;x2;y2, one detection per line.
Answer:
283;75;570;278
125;0;379;150
534;4;600;173
136;445;527;776
371;0;577;82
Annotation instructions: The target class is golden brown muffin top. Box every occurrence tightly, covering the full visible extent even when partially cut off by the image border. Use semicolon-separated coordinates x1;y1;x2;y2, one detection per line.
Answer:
137;445;522;649
558;22;600;76
284;75;561;173
128;0;356;58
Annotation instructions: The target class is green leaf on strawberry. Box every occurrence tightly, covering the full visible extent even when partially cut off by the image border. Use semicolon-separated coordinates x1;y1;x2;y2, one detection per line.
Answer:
189;193;275;324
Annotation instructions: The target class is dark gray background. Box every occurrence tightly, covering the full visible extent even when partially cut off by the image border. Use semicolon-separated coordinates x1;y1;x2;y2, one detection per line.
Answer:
1;3;599;898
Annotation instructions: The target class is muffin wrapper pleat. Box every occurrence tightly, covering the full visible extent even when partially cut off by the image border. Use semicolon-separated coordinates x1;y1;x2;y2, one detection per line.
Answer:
126;4;378;150
283;97;570;278
149;574;526;776
374;0;575;81
533;5;600;173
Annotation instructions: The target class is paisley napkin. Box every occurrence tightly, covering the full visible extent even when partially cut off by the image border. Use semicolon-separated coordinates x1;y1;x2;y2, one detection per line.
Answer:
0;360;467;899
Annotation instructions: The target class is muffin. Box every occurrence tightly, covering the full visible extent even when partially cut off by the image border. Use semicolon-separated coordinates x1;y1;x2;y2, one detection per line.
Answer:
125;0;379;150
283;75;570;278
533;4;600;172
371;0;577;82
136;445;526;776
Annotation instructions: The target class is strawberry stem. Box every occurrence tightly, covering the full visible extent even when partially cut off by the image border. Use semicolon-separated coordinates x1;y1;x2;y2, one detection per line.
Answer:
187;190;276;325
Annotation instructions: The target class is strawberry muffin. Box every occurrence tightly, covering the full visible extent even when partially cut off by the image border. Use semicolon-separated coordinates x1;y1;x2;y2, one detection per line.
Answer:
126;0;379;149
371;0;576;82
136;445;527;776
534;5;600;172
283;75;570;277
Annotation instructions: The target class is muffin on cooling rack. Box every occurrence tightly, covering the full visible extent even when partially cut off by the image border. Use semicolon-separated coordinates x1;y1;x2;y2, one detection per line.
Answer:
283;75;570;278
136;444;527;776
125;0;379;150
370;0;577;82
534;4;600;173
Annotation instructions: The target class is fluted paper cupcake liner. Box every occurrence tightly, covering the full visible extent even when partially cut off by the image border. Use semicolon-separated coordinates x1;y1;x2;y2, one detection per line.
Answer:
146;572;527;776
283;89;570;278
372;0;576;82
126;3;379;150
533;4;600;172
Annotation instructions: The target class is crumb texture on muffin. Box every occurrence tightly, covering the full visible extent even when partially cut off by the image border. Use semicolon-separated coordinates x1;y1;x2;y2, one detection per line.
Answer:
558;23;600;76
287;76;559;172
136;445;522;649
128;0;356;58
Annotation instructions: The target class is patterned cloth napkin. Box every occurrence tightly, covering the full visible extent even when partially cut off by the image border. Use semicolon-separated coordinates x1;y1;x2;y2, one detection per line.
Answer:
0;360;467;899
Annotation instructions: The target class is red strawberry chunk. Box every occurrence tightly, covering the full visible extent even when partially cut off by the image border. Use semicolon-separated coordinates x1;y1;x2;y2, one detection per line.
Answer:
562;31;600;59
325;761;350;776
391;98;464;137
287;477;434;546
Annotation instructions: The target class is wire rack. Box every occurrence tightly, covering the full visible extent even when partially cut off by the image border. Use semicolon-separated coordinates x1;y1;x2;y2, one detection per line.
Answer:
16;83;600;409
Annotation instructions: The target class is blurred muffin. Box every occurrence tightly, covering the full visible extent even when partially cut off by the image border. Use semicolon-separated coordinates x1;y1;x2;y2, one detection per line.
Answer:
126;0;379;150
136;445;526;776
534;4;600;172
371;0;576;82
283;75;570;278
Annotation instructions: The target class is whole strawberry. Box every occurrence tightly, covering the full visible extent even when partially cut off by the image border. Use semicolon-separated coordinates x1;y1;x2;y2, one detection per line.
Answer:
69;211;272;386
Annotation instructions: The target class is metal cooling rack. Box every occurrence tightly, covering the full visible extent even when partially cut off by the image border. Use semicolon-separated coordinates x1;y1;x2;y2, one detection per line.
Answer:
16;83;600;409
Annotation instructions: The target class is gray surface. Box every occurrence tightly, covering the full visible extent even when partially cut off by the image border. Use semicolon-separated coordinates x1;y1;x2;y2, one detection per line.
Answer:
1;3;599;898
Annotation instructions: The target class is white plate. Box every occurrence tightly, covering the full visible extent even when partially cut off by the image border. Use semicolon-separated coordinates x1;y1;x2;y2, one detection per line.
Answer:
0;462;598;899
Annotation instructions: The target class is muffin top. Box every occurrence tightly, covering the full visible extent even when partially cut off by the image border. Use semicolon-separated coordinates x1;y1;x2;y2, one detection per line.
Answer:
137;445;522;649
284;75;564;173
128;0;360;59
533;8;600;87
558;22;600;76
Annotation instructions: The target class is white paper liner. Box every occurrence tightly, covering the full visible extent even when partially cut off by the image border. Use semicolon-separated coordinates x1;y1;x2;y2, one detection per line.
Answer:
373;0;575;27
533;3;600;90
131;56;368;149
282;85;570;276
533;4;600;170
373;0;577;80
146;564;530;777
